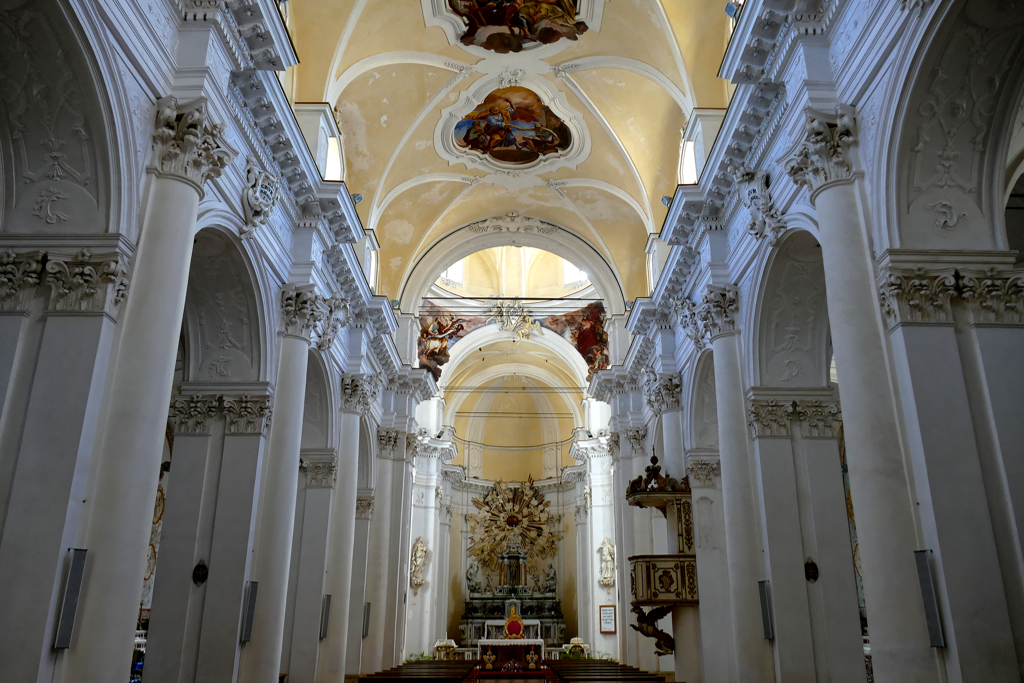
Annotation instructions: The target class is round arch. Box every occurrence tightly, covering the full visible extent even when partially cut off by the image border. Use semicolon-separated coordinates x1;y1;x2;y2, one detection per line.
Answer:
878;0;1024;252
748;229;831;389
398;220;628;315
181;226;269;384
438;323;591;392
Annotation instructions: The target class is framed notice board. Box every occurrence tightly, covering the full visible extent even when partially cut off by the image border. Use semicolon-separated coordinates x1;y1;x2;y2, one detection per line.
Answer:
599;605;617;634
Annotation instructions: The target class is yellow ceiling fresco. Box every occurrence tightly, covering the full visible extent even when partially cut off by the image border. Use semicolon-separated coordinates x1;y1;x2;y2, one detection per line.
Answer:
285;0;733;306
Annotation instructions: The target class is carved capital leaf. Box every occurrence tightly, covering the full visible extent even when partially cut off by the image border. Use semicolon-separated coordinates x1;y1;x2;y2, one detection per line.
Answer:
356;495;375;519
301;457;337;488
878;267;957;327
687;460;721;488
168;395;219;435
151;96;237;189
340;373;382;415
748;399;795;438
697;285;739;339
784;106;857;194
222;394;272;435
44;249;129;317
280;284;325;340
0;249;43;312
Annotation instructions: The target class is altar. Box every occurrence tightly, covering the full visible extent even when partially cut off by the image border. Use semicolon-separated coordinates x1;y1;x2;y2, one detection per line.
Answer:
477;639;545;670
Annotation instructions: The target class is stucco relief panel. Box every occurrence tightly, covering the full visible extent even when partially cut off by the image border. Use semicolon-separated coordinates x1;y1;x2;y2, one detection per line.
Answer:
0;4;106;233
186;232;260;382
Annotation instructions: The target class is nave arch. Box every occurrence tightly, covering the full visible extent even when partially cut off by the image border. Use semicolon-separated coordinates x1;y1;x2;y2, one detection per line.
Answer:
398;220;628;315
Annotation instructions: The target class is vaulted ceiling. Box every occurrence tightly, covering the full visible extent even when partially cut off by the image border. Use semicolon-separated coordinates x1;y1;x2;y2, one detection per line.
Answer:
286;0;733;304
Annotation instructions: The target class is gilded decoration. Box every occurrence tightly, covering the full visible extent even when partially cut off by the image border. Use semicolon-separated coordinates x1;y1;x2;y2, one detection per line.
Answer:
467;477;562;571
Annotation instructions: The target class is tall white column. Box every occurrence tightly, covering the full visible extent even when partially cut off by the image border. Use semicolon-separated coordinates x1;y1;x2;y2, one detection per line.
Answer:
283;449;336;683
784;107;934;681
317;404;364;682
361;430;397;673
63;98;235;683
699;286;775;682
242;285;328;683
346;493;374;676
403;437;455;657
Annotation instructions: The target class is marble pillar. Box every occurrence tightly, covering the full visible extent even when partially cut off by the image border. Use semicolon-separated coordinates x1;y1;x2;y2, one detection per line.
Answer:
317;407;363;682
64;98;235;683
699;286;775;682
241;285;327;683
282;449;335;683
784;107;934;681
346;494;374;676
747;389;863;683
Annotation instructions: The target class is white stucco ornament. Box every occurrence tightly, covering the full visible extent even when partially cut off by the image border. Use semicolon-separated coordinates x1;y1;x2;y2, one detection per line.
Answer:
597;537;615;590
410;536;429;596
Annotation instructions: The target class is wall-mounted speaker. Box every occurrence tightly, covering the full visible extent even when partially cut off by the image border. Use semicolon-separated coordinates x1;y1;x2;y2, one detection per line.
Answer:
240;581;259;643
363;602;371;638
758;580;774;640
319;594;332;640
54;549;88;649
914;550;945;648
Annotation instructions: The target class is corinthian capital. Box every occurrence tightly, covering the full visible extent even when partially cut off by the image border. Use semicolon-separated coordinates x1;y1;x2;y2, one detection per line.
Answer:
697;285;739;339
280;284;325;341
168;395;219;435
301;457;337;488
878;267;957;327
223;394;272;435
640;368;682;416
784;106;856;195
151;97;237;191
0;249;43;312
45;249;129;318
340;373;382;415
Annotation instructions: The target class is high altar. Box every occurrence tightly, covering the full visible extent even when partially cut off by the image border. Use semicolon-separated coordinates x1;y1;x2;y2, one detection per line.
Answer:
459;479;566;646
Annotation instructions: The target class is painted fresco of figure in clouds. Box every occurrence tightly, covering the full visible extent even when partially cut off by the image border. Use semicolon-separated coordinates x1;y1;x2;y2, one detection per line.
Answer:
541;302;609;381
448;0;588;53
455;86;571;165
417;304;486;379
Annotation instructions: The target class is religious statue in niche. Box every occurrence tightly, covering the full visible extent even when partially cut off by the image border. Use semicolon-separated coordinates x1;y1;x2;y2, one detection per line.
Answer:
597;537;615;590
541;302;609;380
448;0;588;53
455;87;572;165
410;536;428;596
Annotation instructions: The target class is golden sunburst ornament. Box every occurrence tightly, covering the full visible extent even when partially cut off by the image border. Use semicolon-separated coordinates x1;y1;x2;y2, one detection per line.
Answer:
468;477;562;571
